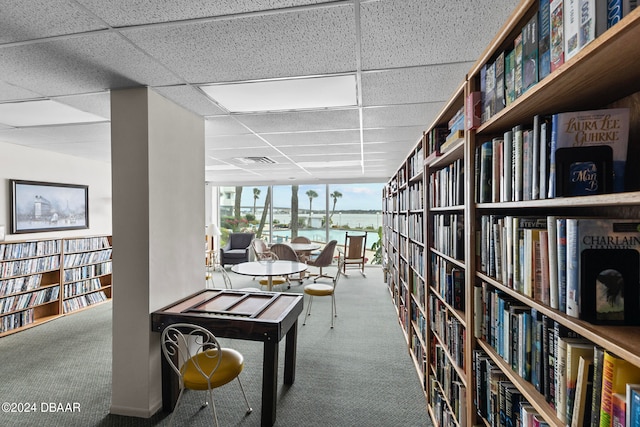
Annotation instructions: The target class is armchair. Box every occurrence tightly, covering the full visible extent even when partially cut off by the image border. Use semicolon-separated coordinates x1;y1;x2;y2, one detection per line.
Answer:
220;232;255;266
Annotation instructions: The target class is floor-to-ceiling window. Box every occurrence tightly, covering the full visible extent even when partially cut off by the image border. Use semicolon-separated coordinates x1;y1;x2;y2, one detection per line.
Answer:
217;182;384;263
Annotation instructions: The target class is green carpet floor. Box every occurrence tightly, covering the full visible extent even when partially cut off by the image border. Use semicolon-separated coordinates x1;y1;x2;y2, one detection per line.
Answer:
0;265;432;427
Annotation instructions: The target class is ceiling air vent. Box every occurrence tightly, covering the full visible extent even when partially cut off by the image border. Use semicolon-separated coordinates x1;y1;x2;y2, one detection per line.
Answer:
232;156;277;165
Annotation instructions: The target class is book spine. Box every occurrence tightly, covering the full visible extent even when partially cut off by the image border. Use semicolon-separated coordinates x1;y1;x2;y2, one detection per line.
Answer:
514;125;523;202
547;216;559;309
550;0;565;71
557;218;567;313
548;113;558;198
591;346;605;427
607;0;623;27
566;218;579;318
539;0;552;80
630;388;640;427
532;115;541;200
504;130;513;202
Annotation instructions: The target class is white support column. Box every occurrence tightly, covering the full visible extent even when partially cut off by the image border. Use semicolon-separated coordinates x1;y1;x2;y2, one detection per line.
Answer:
110;87;204;417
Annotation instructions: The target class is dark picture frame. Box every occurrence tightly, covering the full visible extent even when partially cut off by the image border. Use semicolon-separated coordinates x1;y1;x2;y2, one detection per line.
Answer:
10;179;89;234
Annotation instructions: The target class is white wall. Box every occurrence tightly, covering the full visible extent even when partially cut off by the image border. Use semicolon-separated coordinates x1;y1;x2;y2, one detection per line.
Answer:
110;87;204;418
0;141;112;241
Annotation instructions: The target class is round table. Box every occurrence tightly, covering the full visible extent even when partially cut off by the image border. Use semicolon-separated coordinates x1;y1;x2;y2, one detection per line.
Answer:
231;260;308;291
286;242;321;253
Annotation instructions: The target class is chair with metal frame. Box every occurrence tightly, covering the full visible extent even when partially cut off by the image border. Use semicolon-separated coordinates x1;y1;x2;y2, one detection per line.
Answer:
303;254;344;328
269;243;303;287
160;323;252;427
306;240;338;282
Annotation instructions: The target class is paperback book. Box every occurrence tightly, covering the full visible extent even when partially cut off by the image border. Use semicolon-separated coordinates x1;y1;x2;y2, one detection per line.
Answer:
572;218;640;325
552;108;630;195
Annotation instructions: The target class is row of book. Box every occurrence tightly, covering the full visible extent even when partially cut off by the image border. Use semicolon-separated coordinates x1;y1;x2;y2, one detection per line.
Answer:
429;157;464;208
0;308;34;333
410;296;426;336
474;349;535;427
62;291;108;313
478;214;640;325
429;376;467;427
429;295;466;370
407;213;423;243
408;145;424;179
429;255;465;312
63;278;104;299
432;213;465;260
430;342;467;426
476;108;629;204
398;180;424;211
0;240;60;260
408;242;424;278
0;255;60;278
474;283;640;426
0;286;59;314
480;0;637;124
410;326;426;385
63;261;112;283
63;248;112;268
63;236;110;253
0;274;43;297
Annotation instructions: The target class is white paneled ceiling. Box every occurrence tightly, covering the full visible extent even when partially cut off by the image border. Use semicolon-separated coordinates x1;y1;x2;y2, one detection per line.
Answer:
0;0;520;185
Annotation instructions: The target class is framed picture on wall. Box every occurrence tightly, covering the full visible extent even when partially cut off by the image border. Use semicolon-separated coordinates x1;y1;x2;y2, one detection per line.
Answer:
10;179;89;233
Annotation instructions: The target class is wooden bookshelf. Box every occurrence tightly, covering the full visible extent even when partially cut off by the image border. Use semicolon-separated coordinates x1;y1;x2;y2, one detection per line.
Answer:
383;1;640;426
0;235;112;337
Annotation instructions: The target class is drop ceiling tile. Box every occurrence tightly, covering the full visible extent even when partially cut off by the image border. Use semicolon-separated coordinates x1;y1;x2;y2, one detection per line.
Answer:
122;5;356;82
264;130;360;146
363;126;426;143
0;33;181;97
361;64;470;107
206;135;268;152
205;117;253;136
77;0;339;26
363;103;442;129
237;109;359;133
53;93;111;120
210;146;287;161
360;0;520;69
280;143;360;157
0;0;107;44
26;123;111;143
154;86;226;116
0;80;42;102
0;128;66;145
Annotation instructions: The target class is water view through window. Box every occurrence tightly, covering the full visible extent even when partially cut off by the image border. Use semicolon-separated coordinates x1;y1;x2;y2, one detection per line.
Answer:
219;183;384;263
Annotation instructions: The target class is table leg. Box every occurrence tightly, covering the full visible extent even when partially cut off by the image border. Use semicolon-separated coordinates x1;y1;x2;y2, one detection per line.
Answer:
267;276;273;291
262;340;278;426
284;320;297;384
161;347;180;412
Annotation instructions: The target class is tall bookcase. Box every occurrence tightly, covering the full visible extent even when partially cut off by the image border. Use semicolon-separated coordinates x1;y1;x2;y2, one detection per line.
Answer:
383;1;640;426
0;235;112;337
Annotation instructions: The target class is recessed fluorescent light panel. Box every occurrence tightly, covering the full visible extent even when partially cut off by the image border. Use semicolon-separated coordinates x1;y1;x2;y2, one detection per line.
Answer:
201;75;357;113
0;99;107;127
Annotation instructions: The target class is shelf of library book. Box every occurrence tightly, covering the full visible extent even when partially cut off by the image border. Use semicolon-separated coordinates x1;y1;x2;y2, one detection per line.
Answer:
475;191;640;210
474;7;640;136
476;339;563;427
478;272;640;369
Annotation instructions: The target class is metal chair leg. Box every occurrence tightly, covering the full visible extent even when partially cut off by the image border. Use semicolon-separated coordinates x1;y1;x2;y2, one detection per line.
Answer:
303;296;313;325
237;377;253;414
331;294;337;328
208;389;219;427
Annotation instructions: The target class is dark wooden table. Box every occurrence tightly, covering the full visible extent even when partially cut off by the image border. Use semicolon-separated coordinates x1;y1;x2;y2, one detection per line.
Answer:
151;288;304;426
